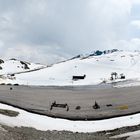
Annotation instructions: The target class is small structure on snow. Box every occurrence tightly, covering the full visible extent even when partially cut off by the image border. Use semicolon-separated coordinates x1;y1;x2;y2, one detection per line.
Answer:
120;73;125;79
72;74;86;81
110;72;125;81
110;72;118;80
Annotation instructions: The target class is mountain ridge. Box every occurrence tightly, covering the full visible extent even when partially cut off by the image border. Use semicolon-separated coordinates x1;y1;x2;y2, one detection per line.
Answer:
0;50;140;87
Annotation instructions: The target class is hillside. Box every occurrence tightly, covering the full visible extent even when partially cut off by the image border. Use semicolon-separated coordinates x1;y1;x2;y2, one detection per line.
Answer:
0;58;45;75
0;59;45;84
1;50;140;87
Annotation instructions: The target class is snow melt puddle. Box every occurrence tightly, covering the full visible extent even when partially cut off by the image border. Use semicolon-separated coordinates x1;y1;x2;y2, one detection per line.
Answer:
0;103;140;133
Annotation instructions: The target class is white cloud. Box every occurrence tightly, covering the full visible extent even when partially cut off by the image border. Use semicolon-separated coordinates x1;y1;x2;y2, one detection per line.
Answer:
115;38;140;50
0;0;138;63
131;0;140;4
1;44;67;64
131;20;140;29
3;45;42;62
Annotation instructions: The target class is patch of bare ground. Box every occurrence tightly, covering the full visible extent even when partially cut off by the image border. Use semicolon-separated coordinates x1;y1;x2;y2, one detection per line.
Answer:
2;124;140;140
0;109;19;117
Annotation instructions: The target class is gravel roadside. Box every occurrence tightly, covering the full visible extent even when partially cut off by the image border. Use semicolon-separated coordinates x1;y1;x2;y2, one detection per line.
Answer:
0;124;135;140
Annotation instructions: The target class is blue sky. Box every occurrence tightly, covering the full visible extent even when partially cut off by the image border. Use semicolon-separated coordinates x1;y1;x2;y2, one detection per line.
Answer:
0;0;140;64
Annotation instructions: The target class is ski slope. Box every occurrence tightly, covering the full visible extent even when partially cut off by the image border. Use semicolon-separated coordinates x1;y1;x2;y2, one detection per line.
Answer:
1;50;140;86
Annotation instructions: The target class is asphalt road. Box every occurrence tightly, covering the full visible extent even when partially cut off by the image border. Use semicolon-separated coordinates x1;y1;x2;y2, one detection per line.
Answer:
0;85;140;120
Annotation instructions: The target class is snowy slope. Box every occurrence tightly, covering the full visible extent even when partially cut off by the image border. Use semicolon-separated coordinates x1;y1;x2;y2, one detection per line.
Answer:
0;58;45;75
1;50;140;86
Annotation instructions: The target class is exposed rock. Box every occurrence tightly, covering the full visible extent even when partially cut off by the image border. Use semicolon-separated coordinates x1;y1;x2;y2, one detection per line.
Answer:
0;59;4;64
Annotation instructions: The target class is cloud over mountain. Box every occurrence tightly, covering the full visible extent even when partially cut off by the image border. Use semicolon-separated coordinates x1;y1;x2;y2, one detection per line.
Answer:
0;0;139;64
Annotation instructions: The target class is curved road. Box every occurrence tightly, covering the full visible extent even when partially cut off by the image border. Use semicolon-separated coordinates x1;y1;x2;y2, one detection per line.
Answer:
0;85;140;120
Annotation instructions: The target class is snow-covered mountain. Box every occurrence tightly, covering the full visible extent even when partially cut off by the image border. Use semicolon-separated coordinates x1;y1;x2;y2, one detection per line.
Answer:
68;49;118;61
1;50;140;87
0;58;45;75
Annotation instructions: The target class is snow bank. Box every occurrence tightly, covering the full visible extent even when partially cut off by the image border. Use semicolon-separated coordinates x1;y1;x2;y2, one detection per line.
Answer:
0;103;140;133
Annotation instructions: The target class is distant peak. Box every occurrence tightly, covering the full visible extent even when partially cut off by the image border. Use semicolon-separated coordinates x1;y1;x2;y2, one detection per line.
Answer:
89;49;119;56
69;49;119;61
